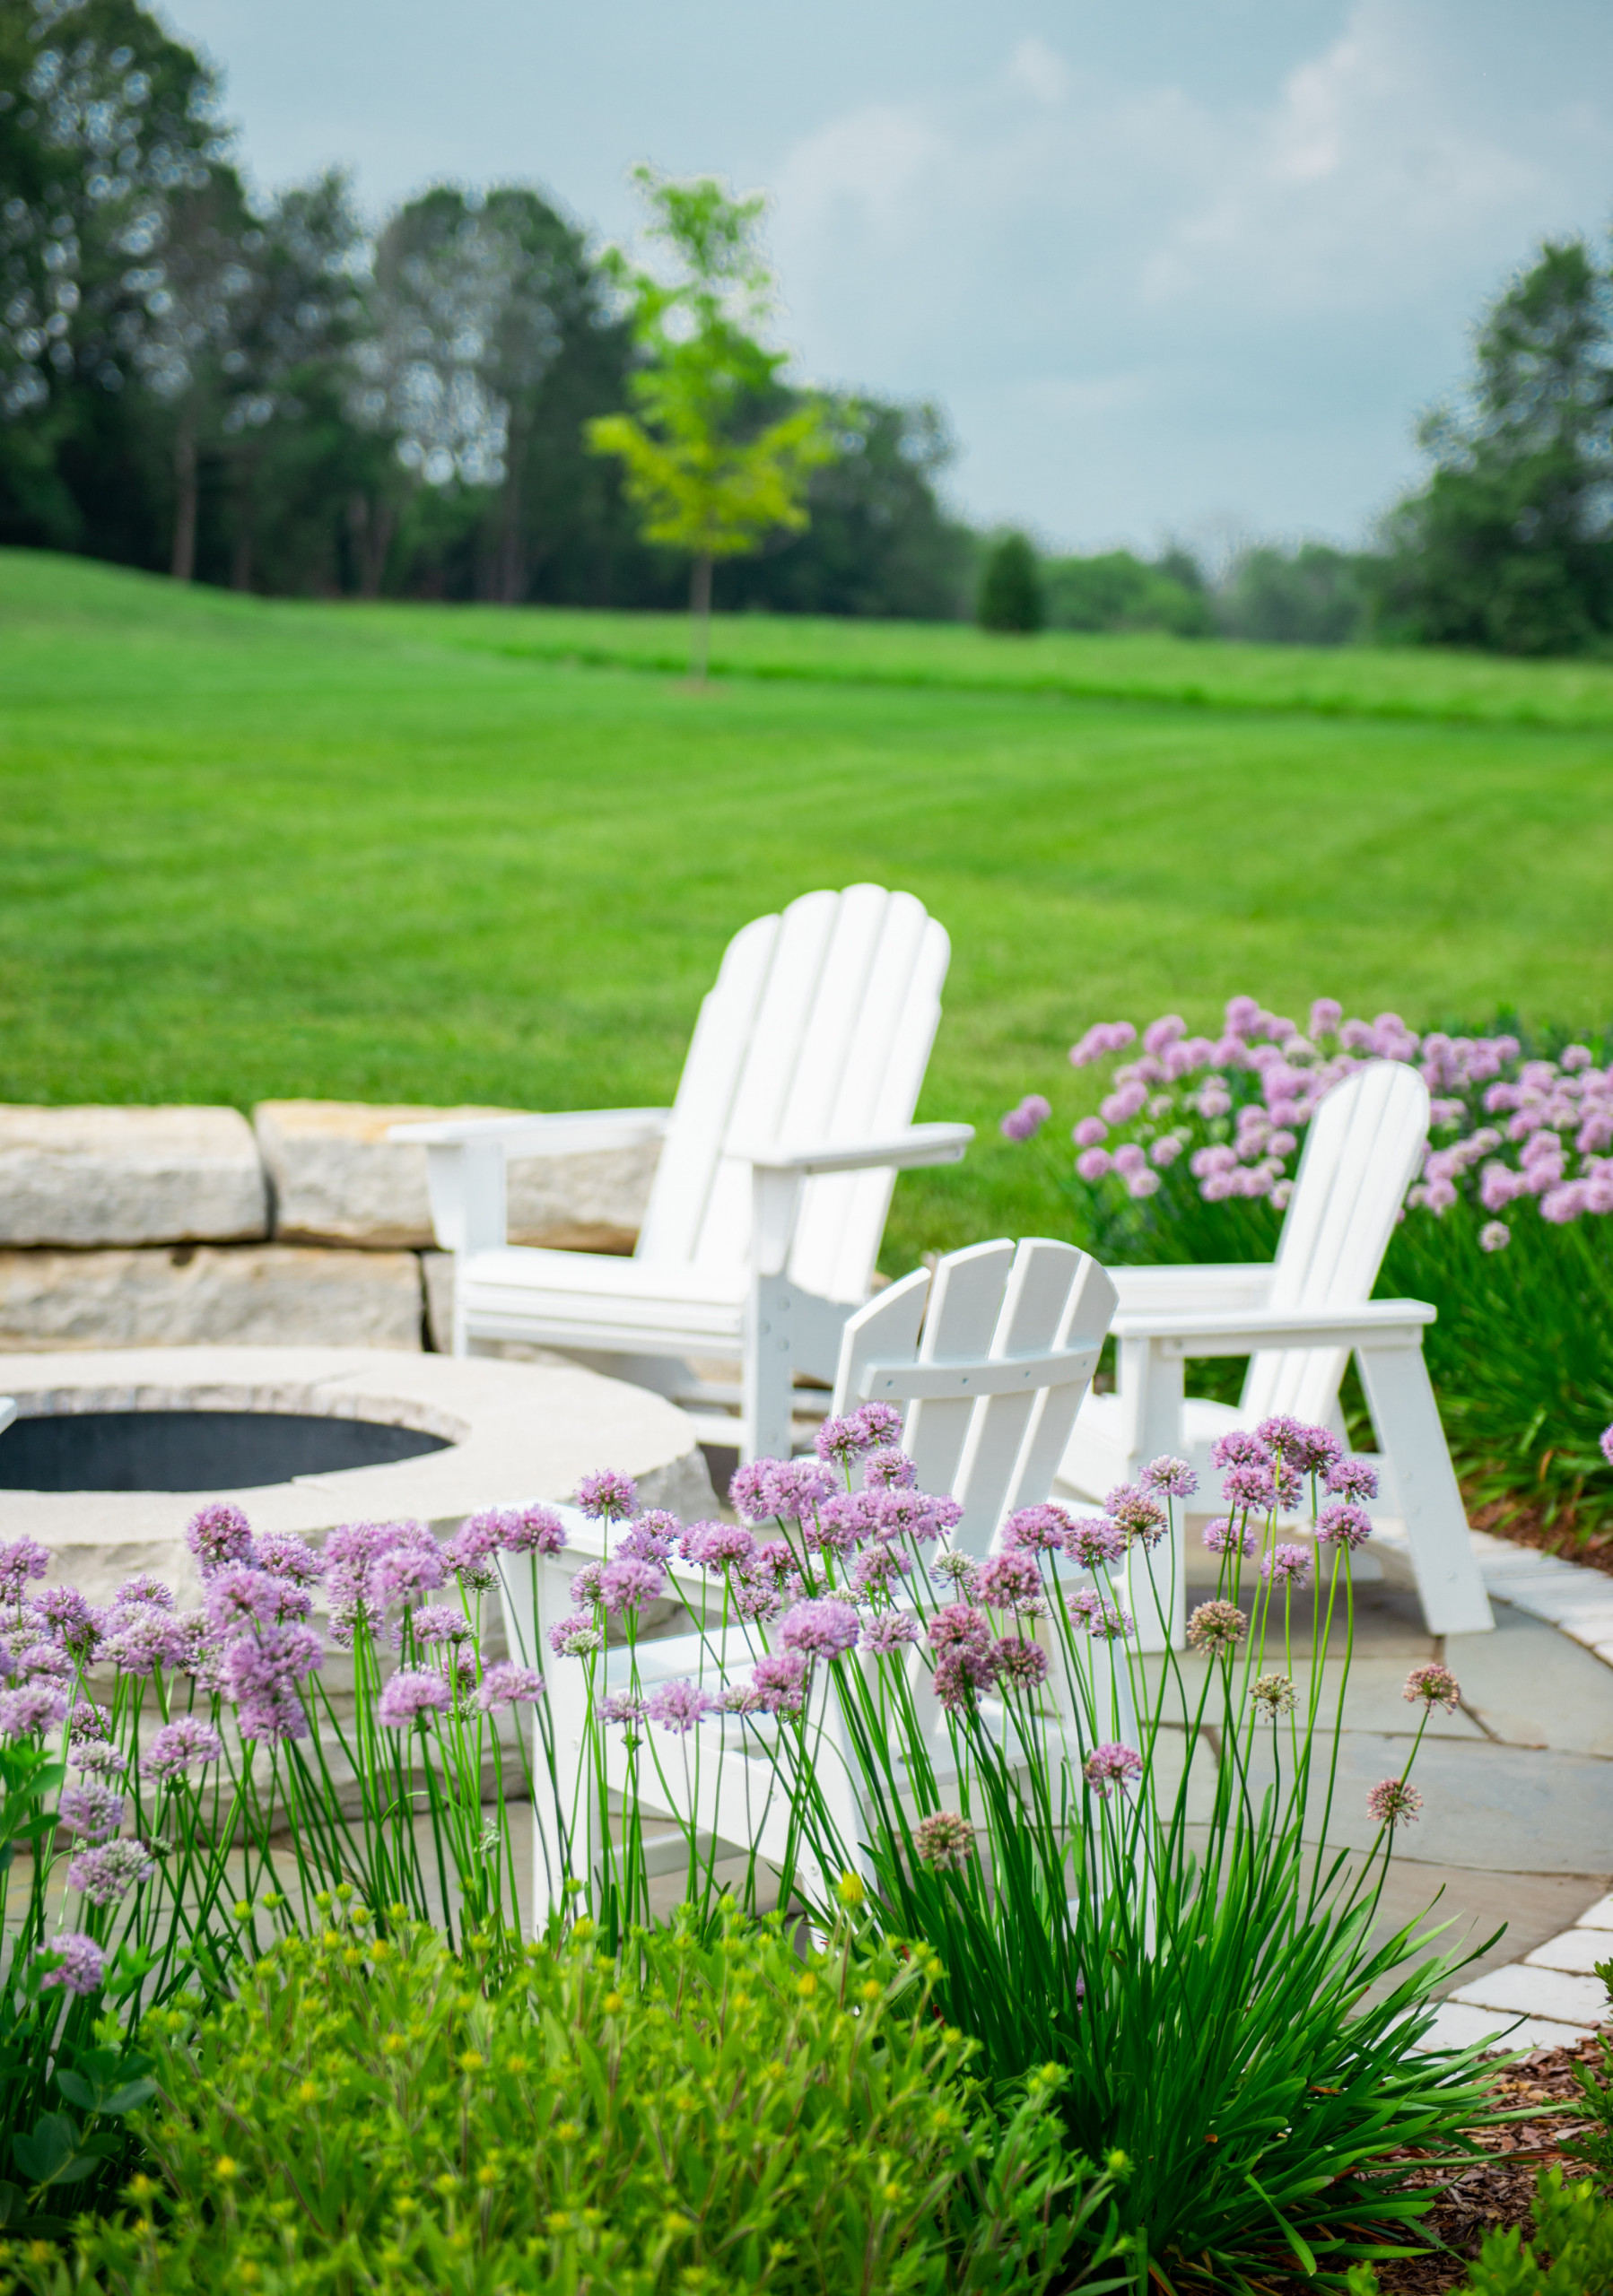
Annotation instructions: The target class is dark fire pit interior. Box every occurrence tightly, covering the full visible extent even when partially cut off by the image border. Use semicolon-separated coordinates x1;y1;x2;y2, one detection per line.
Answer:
0;1409;452;1493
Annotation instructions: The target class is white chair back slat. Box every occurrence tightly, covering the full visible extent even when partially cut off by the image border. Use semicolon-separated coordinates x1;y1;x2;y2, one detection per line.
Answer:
634;888;949;1303
831;1265;931;1414
950;1240;1096;1554
692;890;842;1268
1242;1064;1429;1423
635;912;780;1265
787;897;946;1303
1002;1250;1120;1522
894;1241;1017;1500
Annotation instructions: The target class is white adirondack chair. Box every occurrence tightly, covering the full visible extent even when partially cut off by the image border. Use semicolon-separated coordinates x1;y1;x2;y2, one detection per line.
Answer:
497;1237;1131;1921
1055;1060;1494;1648
392;887;972;1462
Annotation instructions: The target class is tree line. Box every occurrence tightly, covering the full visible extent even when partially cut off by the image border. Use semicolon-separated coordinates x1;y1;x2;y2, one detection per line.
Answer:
3;0;1609;655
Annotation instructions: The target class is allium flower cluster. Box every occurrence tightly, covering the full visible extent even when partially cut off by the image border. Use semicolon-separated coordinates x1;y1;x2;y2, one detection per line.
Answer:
780;1598;859;1662
477;1662;544;1711
575;1470;638;1522
1261;1544;1312;1588
57;1780;125;1843
749;1649;808;1715
0;1683;68;1738
1103;1485;1168;1549
0;1538;50;1599
1083;1742;1143;1800
1202;1517;1258;1559
914;1811;975;1870
67;1839;156;1904
1316;1501;1373;1551
36;1931;105;1996
142;1717;224;1780
970;1552;1044;1613
1250;1673;1296;1719
646;1680;719;1734
548;1612;602;1657
378;1668;451;1728
1404;1662;1460;1711
1063;1516;1127;1570
1366;1776;1423;1829
1187;1599;1247;1655
185;1503;254;1575
597;1557;667;1617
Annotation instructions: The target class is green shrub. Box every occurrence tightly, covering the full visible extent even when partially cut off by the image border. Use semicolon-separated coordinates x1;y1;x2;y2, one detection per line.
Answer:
1347;2170;1613;2295
0;1901;1126;2296
976;533;1042;632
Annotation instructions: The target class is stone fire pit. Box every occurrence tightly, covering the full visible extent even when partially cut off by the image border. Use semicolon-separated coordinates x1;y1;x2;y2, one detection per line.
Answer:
0;1345;712;1605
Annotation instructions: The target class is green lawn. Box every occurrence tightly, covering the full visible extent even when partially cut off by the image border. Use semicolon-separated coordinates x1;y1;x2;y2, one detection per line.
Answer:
4;549;1611;1269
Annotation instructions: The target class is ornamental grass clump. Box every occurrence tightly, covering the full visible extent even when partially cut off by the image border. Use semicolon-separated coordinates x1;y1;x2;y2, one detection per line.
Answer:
0;1901;1128;2296
1002;997;1613;1536
536;1413;1502;2292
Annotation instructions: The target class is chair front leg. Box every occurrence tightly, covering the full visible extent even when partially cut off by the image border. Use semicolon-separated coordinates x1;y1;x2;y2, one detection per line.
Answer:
744;1163;805;1463
1117;1335;1186;1651
1356;1341;1494;1635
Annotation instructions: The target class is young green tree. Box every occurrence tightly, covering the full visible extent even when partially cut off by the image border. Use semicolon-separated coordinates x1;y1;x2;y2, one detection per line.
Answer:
977;529;1043;632
587;167;833;679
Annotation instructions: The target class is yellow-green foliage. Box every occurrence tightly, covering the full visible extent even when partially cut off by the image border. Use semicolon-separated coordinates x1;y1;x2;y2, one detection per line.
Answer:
1;1903;1123;2296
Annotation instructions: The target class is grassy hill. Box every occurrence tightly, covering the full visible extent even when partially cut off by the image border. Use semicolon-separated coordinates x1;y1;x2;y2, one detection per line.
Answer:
4;548;1611;1265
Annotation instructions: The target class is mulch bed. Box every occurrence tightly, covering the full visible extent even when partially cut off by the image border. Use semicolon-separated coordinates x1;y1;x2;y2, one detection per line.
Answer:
1368;2034;1606;2293
1466;1495;1613;1581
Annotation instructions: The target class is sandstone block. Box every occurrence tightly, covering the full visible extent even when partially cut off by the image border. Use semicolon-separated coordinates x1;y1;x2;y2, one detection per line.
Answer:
254;1101;652;1250
0;1107;266;1246
0;1247;423;1352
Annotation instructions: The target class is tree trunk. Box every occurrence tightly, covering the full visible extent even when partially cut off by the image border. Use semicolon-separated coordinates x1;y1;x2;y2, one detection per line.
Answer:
689;551;713;683
349;492;396;599
231;466;254;593
497;421;527;604
170;408;198;584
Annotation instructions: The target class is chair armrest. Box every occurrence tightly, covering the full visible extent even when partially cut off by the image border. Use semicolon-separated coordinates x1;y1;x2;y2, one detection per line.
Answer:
732;1123;973;1177
1109;1263;1275;1313
388;1109;672;1158
1112;1298;1436;1357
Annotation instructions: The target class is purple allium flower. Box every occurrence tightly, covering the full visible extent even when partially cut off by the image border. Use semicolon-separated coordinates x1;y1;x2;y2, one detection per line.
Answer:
1062;1516;1127;1571
751;1649;809;1714
971;1552;1044;1613
142;1717;224;1781
1221;1464;1279;1515
1325;1457;1380;1502
73;1741;127;1779
1104;1483;1169;1548
378;1668;451;1728
206;1566;306;1638
808;1492;873;1554
1187;1600;1247;1655
412;1604;474;1647
931;1550;974;1584
0;1538;51;1597
547;1612;603;1657
115;1573;175;1610
721;1681;767;1717
234;1690;308;1744
928;1601;991;1654
67;1839;156;1905
681;1522;757;1573
914;1811;975;1870
570;1562;604;1607
170;1611;223;1689
934;1642;1000;1712
443;1525;498;1591
222;1622;322;1707
1083;1742;1143;1800
185;1503;254;1575
1254;1416;1334;1473
1000;1094;1051;1144
597;1690;649;1730
862;1447;918;1492
17;1641;72;1683
371;1542;447;1606
34;1587;96;1651
497;1504;568;1556
1600;1422;1613;1471
36;1931;105;1997
1002;1504;1070;1555
1250;1674;1296;1720
618;1515;678;1564
68;1702;110;1744
1082;1597;1134;1642
815;1414;873;1466
1262;1544;1312;1589
1366;1776;1423;1829
647;1680;719;1735
780;1597;860;1661
476;1662;544;1711
728;1462;777;1521
861;1611;921;1654
1075;1147;1112;1182
1140;1456;1198;1499
761;1459;838;1524
251;1531;323;1586
575;1470;638;1523
1209;1430;1267;1471
1072;1115;1109;1148
850;1402;904;1451
732;1577;782;1624
0;1684;68;1738
57;1780;124;1843
850;1543;912;1599
1404;1663;1460;1711
103;1609;187;1677
876;1487;959;1545
994;1636;1049;1690
1478;1220;1512;1252
1316;1501;1373;1551
598;1556;667;1617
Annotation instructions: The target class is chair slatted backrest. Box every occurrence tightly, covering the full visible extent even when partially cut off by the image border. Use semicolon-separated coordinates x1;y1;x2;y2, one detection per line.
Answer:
833;1238;1118;1554
634;886;950;1302
1240;1061;1430;1424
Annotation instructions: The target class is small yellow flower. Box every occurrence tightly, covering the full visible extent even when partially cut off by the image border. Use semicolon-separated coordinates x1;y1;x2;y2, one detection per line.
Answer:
335;1882;353;1901
214;2156;239;2182
476;2163;498;2189
941;2026;963;2048
383;2031;407;2056
239;2265;260;2286
546;2209;572;2235
125;2174;158;2202
458;2049;484;2074
261;1891;286;1911
314;1891;333;1912
503;2051;530;2076
1104;2147;1133;2180
881;2181;902;2206
602;1991;623;2014
662;2213;692;2239
571;1916;597;1943
554;2120;581;2144
835;1870;865;1909
343;1946;365;1967
133;2219;153;2239
582;2207;606;2229
388;1900;410;1923
296;2080;319;2105
395;2194;419;2216
371;1937;391;1961
27;2239;55;2264
858;1979;883;2003
350;1903;371;1926
321;1929;342;1950
795;1973;817;1999
434;2171;459;2197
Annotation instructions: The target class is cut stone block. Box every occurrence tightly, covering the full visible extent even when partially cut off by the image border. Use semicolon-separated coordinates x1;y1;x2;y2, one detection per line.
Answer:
0;1107;266;1246
0;1247;423;1352
1449;1963;1609;2026
1524;1930;1613;1976
1576;1893;1613;1930
1420;2000;1593;2052
254;1101;652;1250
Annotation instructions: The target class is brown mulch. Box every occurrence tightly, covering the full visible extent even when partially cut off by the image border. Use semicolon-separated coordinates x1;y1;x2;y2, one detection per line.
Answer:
1366;2034;1607;2293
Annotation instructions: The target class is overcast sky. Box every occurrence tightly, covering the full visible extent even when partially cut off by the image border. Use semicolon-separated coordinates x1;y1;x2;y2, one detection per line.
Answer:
156;0;1613;556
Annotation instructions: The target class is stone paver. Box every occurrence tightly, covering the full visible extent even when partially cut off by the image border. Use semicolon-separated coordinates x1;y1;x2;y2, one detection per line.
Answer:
1524;1928;1613;1974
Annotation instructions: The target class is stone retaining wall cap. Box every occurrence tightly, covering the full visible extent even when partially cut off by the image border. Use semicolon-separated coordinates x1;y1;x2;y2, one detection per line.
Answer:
0;1106;266;1247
